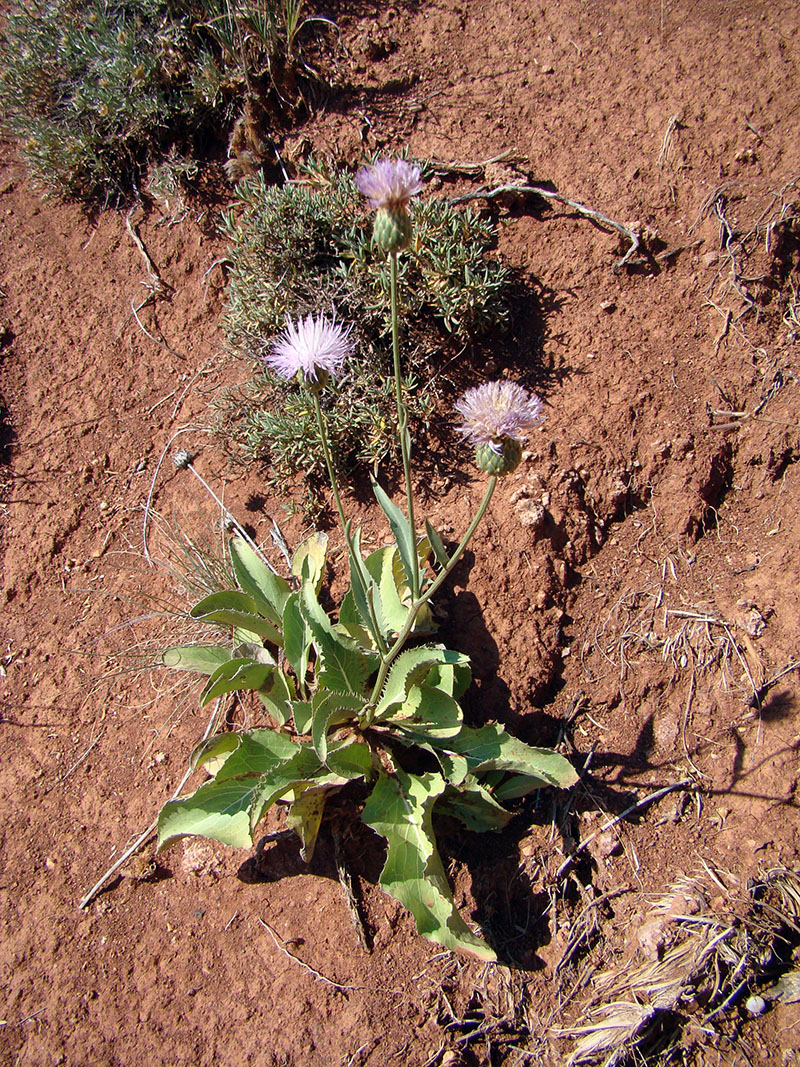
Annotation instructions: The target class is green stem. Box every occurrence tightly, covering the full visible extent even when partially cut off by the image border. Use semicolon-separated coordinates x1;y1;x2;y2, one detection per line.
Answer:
369;475;497;705
389;251;420;600
310;388;389;657
310;388;348;534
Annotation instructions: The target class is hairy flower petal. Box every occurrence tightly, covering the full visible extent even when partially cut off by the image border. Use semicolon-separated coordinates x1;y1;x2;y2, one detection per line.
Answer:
356;158;424;210
266;313;353;382
455;381;544;452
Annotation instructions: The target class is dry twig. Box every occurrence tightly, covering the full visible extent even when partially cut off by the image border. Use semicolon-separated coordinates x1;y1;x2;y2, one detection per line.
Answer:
556;780;693;878
257;917;362;991
450;183;644;271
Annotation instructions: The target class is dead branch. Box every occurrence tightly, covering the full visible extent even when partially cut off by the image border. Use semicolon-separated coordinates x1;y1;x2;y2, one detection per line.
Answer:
556;780;693;878
257;917;362;992
124;207;172;299
450;183;643;271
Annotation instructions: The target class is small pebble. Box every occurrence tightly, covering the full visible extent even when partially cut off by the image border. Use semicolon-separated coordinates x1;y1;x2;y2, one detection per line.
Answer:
745;995;767;1016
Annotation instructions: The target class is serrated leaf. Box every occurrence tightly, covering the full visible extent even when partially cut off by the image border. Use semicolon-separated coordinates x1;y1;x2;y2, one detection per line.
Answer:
190;732;242;774
391;537;438;636
291;531;328;593
199;657;275;706
283;589;311;690
292;700;313;735
375;647;468;720
428;659;472;701
190;590;283;645
344;523;379;636
445;724;579;789
158;729;302;850
336;616;378;650
392;684;463;740
311;689;365;761
436;779;511;832
248;746;327;833
338;587;361;629
300;583;374;696
158;776;261;849
214;729;299;781
366;545;407;634
325;739;374;780
257;665;295;727
370;475;420;596
230;536;291;625
425;519;450;569
432;749;470;785
361;770;496;960
160;645;232;675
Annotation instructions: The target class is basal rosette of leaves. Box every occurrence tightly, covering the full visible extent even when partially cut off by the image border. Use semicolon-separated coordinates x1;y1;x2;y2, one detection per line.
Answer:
157;532;577;959
217;163;513;483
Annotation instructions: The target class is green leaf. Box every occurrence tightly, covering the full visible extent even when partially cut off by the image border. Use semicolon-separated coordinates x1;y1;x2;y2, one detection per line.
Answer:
445;724;579;789
325;739;374;780
425;519;450;570
190;590;283;645
361;770;496;960
436;779;512;832
158;729;303;850
299;583;374;696
344;523;378;635
158;775;262;849
291;531;328;593
366;545;407;634
198;657;275;706
292;700;313;735
230;536;291;625
491;773;560;802
232;641;277;666
257;665;295;727
392;684;463;740
214;729;299;781
311;690;365;761
248;745;327;833
375;647;469;720
283;589;312;690
370;475;420;595
160;645;232;675
190;732;242;774
336;613;378;651
428;659;472;701
411;741;469;785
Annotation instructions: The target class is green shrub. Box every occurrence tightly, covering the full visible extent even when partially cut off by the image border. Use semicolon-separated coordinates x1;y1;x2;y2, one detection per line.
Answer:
218;161;514;490
0;0;329;202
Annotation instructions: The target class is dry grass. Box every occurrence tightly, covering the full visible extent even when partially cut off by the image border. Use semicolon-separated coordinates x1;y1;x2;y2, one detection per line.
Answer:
550;866;800;1065
583;573;764;707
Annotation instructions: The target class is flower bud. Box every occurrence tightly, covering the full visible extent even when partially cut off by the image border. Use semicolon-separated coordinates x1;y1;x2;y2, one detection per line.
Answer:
373;207;413;253
301;368;329;394
475;438;522;476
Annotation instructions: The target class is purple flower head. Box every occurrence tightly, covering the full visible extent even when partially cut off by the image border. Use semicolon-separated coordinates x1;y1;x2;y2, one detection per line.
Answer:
356;158;424;211
455;381;544;453
266;313;353;383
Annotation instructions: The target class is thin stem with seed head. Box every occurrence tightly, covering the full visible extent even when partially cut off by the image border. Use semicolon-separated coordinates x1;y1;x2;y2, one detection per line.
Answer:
310;389;389;657
368;476;497;706
389;251;420;600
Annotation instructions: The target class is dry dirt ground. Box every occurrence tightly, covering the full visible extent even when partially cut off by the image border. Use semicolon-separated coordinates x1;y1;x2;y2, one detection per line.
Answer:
2;1;800;1064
